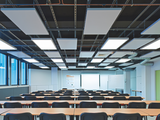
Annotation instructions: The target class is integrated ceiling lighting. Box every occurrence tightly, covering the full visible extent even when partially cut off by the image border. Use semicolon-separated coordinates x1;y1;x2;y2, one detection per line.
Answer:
87;66;95;68
91;59;103;63
141;39;160;50
40;66;49;69
0;39;17;50
105;66;114;69
101;37;128;49
23;59;38;63
32;38;56;50
51;59;63;63
78;63;88;66
116;59;131;63
59;66;67;69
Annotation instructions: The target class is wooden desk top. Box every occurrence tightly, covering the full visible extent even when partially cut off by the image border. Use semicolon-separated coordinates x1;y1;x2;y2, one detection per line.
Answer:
74;108;149;116
0;109;13;115
140;109;160;116
1;108;75;116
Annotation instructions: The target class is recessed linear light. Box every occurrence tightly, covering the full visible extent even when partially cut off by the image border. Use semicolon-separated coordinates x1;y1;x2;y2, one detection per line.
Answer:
40;66;49;69
23;59;39;63
59;66;67;69
141;39;160;50
116;59;131;63
87;66;95;68
32;38;56;50
0;39;17;50
78;63;88;66
68;66;76;69
101;37;129;49
91;59;103;63
52;59;63;63
105;66;114;69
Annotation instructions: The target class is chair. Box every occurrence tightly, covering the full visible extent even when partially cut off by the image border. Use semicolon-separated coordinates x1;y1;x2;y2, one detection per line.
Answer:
24;96;37;100
78;96;90;100
59;96;72;100
80;102;97;108
119;93;129;96
156;114;160;120
87;90;93;93
38;91;44;93
91;93;100;96
107;93;117;96
148;103;160;108
0;104;2;108
63;93;72;96
4;113;32;120
51;93;60;96
79;91;86;94
31;102;49;108
52;102;69;108
102;102;120;108
113;96;126;100
80;93;89;96
97;90;103;92
128;97;142;100
44;96;56;100
46;90;53;92
39;113;66;120
80;113;108;120
128;102;146;108
35;93;44;96
10;96;22;100
92;96;105;100
113;113;141;120
21;94;32;96
4;102;21;108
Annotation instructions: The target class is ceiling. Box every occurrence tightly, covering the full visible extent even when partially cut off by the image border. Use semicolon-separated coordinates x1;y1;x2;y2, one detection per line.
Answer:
0;0;160;70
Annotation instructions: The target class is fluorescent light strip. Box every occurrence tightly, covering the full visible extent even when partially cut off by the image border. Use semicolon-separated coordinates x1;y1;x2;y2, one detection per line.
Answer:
87;66;95;68
141;39;160;50
116;59;131;63
105;66;114;69
52;59;63;63
0;39;17;50
7;51;30;58
91;59;103;63
23;59;39;63
78;63;88;66
40;66;49;69
101;37;129;49
32;38;56;50
65;58;76;63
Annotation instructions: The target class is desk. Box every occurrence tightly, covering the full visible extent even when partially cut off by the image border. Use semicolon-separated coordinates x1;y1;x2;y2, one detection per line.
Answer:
0;109;12;115
1;108;74;116
140;109;160;116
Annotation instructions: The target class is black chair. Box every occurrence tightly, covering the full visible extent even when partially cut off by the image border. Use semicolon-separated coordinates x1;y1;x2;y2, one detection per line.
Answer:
79;91;86;94
113;96;126;100
4;102;21;108
39;113;66;120
128;102;146;108
156;114;160;120
52;102;69;108
51;93;60;96
148;103;160;108
78;96;90;100
97;90;103;92
91;93;100;96
59;96;72;100
44;96;56;100
4;113;32;120
0;104;2;108
31;102;49;108
10;96;22;100
35;93;44;96
119;93;129;96
80;112;108;120
128;97;142;100
113;113;141;120
92;96;105;100
63;93;72;96
102;102;120;108
38;91;44;93
46;90;53;92
107;93;117;96
21;94;32;96
80;93;89;96
24;96;37;100
87;90;93;93
80;102;97;108
101;91;109;93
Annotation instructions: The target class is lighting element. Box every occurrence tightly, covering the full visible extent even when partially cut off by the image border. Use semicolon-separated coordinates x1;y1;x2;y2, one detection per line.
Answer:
52;59;63;63
116;59;131;63
141;39;160;50
23;59;38;63
91;59;103;63
0;39;16;50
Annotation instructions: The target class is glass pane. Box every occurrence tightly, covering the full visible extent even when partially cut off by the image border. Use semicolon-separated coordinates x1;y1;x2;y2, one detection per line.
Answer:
11;58;18;85
0;53;6;85
21;62;26;84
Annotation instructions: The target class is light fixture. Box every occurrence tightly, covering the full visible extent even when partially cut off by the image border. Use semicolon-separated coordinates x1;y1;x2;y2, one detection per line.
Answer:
87;66;95;68
59;66;67;69
0;39;17;50
65;58;76;63
101;37;128;49
7;51;31;58
23;59;38;63
68;66;76;68
40;66;49;69
78;63;88;66
141;39;160;50
51;59;63;63
116;59;131;63
32;38;56;50
105;66;114;69
91;59;103;63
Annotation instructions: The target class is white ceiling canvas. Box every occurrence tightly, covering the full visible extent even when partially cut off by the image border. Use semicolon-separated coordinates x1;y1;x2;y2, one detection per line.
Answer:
94;51;112;58
7;51;31;58
140;51;160;58
65;58;76;63
119;63;133;66
68;66;76;68
79;51;94;58
110;51;133;58
44;51;61;58
99;63;110;66
84;8;121;35
141;18;160;35
103;59;117;62
121;38;155;50
1;8;48;35
57;38;77;50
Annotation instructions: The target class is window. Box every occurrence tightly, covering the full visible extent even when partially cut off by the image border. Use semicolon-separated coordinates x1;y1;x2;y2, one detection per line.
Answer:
21;62;26;84
0;53;6;85
11;58;18;85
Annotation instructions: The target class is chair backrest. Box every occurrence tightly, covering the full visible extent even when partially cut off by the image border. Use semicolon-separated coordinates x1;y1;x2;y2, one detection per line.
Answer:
128;97;142;100
102;102;120;108
35;93;44;96
39;113;66;120
107;93;117;96
4;113;32;120
148;103;160;109
51;93;60;96
52;102;69;108
10;96;22;100
156;114;160;120
4;102;21;108
92;96;104;100
119;94;129;96
113;96;126;100
59;96;72;100
0;104;2;108
79;91;86;94
91;93;100;96
97;90;103;92
63;93;72;96
80;112;107;120
44;96;56;100
46;90;53;92
21;94;32;96
31;102;49;108
78;96;90;100
80;102;97;108
24;96;37;100
80;93;89;96
38;91;44;93
128;102;146;108
113;113;141;120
